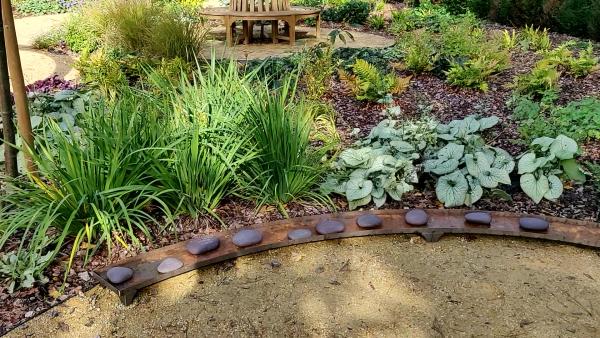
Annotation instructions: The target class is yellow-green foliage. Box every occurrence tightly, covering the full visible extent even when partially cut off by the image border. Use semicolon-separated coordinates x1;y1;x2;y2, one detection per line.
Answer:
520;25;551;51
340;59;411;102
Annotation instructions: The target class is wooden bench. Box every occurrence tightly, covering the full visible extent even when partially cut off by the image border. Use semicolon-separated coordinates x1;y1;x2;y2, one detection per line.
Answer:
200;0;321;46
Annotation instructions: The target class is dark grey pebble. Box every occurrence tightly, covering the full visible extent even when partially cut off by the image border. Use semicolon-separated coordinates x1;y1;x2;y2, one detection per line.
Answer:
519;217;549;231
316;220;345;234
157;257;183;274
232;229;263;247
405;209;429;226
106;267;133;284
465;211;492;225
288;228;312;240
186;236;220;255
357;214;382;228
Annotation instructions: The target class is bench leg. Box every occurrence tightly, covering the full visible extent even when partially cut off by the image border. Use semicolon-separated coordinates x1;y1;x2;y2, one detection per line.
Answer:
271;20;279;43
287;16;296;46
316;14;321;40
225;17;233;47
243;20;250;45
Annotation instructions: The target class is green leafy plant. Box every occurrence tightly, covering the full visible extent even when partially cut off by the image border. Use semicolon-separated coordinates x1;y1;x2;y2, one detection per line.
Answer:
424;115;515;207
513;60;560;99
565;42;599;77
0;236;53;293
322;117;438;209
519;25;551;52
517;135;585;203
585;161;600;191
512;96;600;143
397;30;438;73
389;0;453;33
368;14;385;30
445;52;507;91
500;29;519;50
339;59;411;101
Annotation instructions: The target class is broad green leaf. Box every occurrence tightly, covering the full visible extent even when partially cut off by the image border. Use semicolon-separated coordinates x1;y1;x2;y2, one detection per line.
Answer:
30;116;43;129
390;140;415;153
492;147;515;173
517;153;539;174
544;175;563;201
349;195;372;210
346;179;373;201
426;158;460;175
373;194;386;208
465;152;491;177
479;116;500;130
561;159;586;183
438;143;465;160
340;148;370;167
549;135;578;160
531;136;555;151
465;176;483;206
520;173;549;203
436;171;469;207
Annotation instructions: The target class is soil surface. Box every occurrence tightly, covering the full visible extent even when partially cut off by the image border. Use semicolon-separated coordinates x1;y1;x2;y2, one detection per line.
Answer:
8;235;600;337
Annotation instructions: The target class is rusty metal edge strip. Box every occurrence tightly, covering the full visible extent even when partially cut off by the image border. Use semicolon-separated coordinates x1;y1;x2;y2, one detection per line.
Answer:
92;209;600;305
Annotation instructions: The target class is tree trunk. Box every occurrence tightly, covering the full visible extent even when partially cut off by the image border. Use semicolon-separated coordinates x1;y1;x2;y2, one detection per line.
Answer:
1;0;35;174
0;4;17;177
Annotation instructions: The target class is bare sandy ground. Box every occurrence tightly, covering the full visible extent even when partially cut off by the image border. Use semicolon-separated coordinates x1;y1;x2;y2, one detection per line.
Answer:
9;235;600;337
13;14;78;85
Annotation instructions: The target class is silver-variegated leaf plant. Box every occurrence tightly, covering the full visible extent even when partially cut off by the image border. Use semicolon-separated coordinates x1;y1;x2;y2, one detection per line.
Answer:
517;134;585;203
322;118;437;209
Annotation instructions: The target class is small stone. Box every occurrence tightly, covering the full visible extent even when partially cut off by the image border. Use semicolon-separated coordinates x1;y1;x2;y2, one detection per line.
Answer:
465;211;492;225
356;214;382;228
405;209;429;226
232;229;263;247
157;257;183;274
106;267;133;284
287;228;313;240
186;236;220;255
270;259;281;268
519;217;549;231
78;271;91;282
25;311;34;318
315;220;345;234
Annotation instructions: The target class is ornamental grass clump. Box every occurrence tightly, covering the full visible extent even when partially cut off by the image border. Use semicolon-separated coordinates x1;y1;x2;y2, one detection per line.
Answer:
241;77;332;214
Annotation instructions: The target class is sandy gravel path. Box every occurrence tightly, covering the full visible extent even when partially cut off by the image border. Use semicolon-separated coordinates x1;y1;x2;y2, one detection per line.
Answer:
13;14;78;85
9;235;600;337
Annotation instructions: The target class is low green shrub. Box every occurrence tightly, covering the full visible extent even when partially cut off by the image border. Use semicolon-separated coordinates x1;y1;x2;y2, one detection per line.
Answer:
322;0;372;24
519;25;552;52
512;96;600;142
585;161;600;191
441;0;600;41
389;0;453;33
0;236;53;293
513;60;561;99
62;13;102;53
16;0;64;15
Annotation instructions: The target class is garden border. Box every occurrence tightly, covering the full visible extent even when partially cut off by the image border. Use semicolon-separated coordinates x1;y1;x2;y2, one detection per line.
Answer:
93;209;600;305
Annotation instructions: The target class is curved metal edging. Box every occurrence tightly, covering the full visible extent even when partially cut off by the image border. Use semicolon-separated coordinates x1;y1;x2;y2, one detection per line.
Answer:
92;209;600;305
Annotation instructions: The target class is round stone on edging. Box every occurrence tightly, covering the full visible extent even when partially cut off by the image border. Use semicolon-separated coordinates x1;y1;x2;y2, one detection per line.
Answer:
315;220;345;235
356;214;382;228
519;217;549;232
157;257;183;274
405;209;429;226
232;229;263;247
288;228;313;240
465;211;492;225
186;236;220;255
106;266;133;284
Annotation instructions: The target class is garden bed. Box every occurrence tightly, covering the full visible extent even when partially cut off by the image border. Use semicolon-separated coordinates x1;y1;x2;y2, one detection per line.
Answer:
2;0;600;334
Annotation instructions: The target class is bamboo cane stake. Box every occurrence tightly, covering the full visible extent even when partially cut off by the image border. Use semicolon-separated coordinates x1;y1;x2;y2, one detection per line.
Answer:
1;0;35;174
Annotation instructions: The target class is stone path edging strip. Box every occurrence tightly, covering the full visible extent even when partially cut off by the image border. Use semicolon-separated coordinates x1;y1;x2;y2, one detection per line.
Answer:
92;209;600;305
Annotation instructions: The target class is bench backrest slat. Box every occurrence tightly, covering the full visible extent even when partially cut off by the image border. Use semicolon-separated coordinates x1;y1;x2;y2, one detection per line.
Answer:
230;0;289;12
